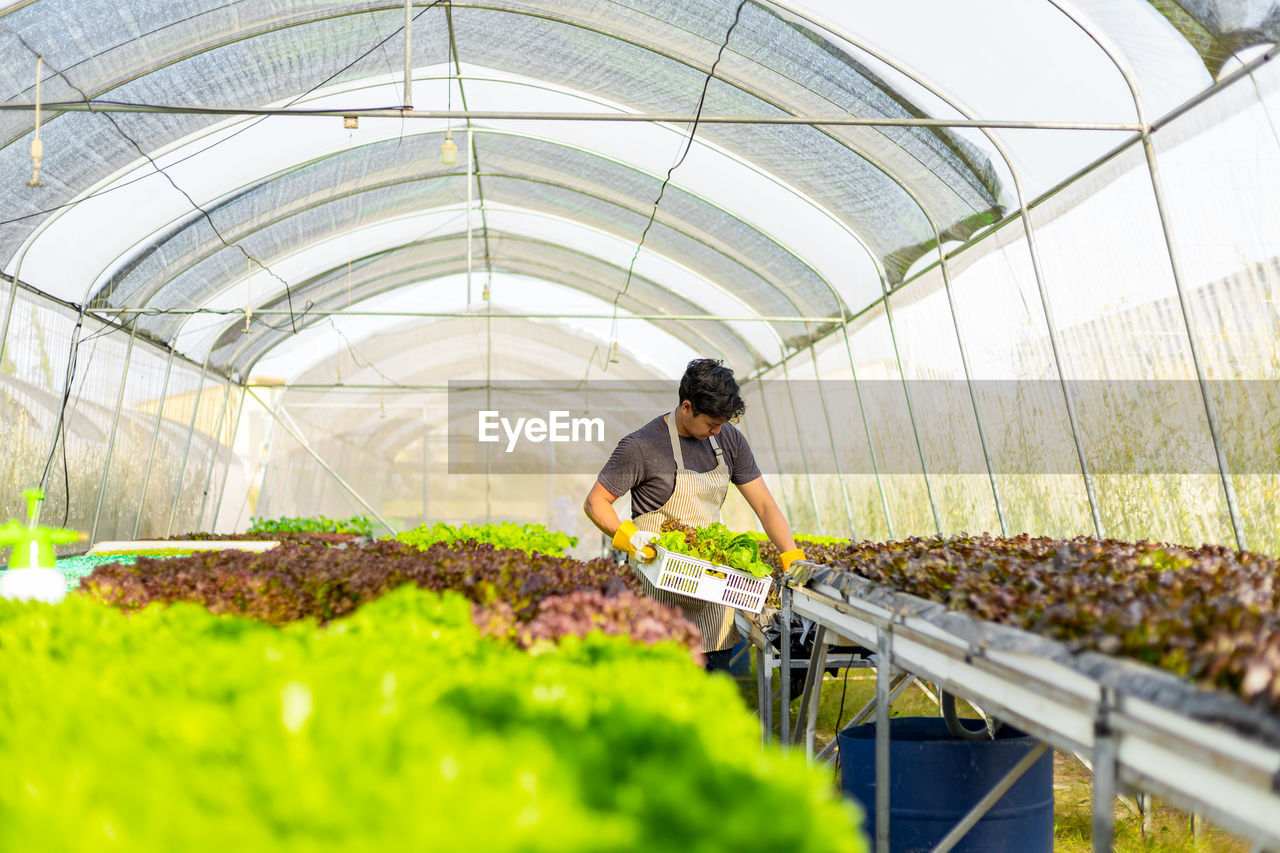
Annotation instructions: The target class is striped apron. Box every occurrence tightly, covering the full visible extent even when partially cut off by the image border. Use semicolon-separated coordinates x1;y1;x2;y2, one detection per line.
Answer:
631;409;737;652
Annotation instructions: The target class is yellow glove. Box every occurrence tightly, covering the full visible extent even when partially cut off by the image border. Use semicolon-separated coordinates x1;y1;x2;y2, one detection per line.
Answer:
780;548;809;582
612;520;658;563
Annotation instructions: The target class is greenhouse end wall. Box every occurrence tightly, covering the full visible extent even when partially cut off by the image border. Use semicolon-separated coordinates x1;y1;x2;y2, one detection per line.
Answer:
0;283;240;554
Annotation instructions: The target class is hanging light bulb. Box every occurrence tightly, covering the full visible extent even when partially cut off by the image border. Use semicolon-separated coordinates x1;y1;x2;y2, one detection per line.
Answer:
440;129;458;166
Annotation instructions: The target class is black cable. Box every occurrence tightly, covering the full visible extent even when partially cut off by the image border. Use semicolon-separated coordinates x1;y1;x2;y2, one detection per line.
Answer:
609;0;748;344
12;5;446;526
0;5;441;228
824;661;853;778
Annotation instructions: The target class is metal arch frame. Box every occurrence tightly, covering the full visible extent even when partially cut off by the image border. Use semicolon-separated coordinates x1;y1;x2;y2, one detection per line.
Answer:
830;38;1106;538
734;12;1012;537
1042;0;1247;552
7;2;992;540
84;128;845;341
752;6;1278;543
219;239;766;379
7;18;920;320
190;163;814;332
2;2;1263;545
56;72;888;323
751;376;793;523
199;234;767;375
747;4;1117;539
106;95;894;531
0;0;1005;224
3;0;999;391
268;313;691;394
743;140;954;535
98;169;799;366
808;342;857;538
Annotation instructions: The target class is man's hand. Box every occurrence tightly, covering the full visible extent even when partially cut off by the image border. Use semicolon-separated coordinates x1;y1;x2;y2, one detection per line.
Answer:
612;520;658;563
780;548;810;583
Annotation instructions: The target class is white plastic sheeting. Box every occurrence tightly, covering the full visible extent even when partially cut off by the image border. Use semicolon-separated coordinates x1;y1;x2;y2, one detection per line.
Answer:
0;0;1276;552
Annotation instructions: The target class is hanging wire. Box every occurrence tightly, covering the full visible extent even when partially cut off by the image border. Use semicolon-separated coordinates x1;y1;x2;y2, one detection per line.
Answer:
602;0;749;371
6;5;445;526
0;5;440;226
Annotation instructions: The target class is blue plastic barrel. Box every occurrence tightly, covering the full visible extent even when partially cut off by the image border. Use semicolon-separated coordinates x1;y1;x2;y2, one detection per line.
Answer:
837;716;1053;853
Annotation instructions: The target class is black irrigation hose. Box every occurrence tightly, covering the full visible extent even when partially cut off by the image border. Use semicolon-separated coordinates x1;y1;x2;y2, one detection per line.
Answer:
941;689;1003;740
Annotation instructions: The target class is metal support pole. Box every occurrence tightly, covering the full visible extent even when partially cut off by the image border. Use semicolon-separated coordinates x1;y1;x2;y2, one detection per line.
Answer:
427;407;437;525
0;100;1150;128
1139;136;1247;551
754;378;793;519
809;345;858;537
882;293;943;533
0;275;19;371
165;357;210;537
840;324;895;537
195;381;233;528
210;384;248;533
247;386;399;534
467;125;474;305
931;742;1051;853
816;673;914;764
780;583;793;747
133;347;176;539
937;256;1008;536
401;0;413;110
1043;0;1242;546
793;623;828;744
1092;691;1118;853
801;627;830;758
89;326;136;543
781;356;824;531
802;15;1100;540
756;645;770;746
875;628;893;853
245;390;283;528
1017;210;1104;537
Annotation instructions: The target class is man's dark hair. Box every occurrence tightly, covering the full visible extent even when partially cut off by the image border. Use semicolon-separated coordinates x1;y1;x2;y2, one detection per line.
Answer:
678;358;746;421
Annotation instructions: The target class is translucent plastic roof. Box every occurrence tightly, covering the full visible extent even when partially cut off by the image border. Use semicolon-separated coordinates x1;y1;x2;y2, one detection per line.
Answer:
1;0;1276;383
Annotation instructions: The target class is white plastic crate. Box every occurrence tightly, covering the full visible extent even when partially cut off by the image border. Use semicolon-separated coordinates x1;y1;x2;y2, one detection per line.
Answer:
634;546;771;614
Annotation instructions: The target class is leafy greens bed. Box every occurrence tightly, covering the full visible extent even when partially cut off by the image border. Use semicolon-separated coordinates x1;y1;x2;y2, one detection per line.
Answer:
248;514;376;536
0;589;863;851
396;521;578;557
815;534;1280;710
79;539;702;659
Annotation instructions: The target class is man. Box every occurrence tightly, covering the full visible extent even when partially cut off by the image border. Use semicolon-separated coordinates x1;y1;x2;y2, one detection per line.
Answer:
583;358;806;671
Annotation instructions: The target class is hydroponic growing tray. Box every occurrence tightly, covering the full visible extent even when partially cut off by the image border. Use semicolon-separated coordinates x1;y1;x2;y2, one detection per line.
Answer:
634;546;770;613
87;540;281;555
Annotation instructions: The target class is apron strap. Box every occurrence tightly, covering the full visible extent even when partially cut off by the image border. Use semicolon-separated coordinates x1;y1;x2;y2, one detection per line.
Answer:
667;408;685;469
668;409;726;470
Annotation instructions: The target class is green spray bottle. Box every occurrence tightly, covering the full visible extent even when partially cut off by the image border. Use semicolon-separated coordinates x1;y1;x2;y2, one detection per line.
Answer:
0;489;81;603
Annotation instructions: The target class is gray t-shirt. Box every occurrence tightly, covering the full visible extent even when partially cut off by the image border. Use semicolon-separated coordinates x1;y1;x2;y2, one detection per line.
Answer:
596;414;762;517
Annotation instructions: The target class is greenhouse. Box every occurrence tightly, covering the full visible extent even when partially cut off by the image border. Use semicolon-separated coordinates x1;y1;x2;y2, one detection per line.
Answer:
1;1;1278;850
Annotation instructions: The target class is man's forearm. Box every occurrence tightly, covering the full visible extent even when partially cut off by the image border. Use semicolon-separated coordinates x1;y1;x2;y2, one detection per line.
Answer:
583;491;622;537
759;503;797;554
